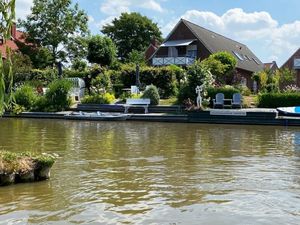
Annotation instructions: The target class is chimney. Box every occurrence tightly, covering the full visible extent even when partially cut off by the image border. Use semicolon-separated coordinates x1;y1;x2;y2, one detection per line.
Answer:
11;22;16;39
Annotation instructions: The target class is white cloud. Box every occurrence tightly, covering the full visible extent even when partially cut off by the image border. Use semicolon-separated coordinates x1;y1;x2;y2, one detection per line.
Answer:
100;0;164;16
88;15;95;24
161;8;300;65
100;0;130;16
140;0;164;13
15;0;33;20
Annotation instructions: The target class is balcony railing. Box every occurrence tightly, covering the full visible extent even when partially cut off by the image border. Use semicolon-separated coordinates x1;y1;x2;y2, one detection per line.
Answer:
152;56;195;66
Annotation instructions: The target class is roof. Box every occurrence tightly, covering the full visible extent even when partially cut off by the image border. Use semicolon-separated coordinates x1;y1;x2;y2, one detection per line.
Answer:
0;30;25;58
264;61;278;70
166;19;264;72
281;48;300;68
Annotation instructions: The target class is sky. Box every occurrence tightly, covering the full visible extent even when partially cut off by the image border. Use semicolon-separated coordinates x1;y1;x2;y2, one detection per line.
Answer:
16;0;300;66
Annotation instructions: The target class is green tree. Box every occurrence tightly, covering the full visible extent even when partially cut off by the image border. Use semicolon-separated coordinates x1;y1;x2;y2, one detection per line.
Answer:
126;50;146;65
178;60;215;104
102;12;162;60
0;0;15;115
87;35;117;67
202;51;237;84
19;0;89;65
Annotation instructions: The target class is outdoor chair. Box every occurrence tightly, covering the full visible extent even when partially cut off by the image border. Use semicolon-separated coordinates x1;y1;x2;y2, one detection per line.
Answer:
213;93;225;108
232;93;242;109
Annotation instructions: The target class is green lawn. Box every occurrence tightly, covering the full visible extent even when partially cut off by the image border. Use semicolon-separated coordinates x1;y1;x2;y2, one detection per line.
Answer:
159;97;178;106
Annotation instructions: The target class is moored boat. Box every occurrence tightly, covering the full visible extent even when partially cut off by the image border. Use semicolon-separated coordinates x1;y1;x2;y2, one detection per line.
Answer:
64;111;130;121
277;106;300;117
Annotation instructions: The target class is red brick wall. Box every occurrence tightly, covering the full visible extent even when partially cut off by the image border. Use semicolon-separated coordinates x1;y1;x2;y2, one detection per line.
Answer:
281;48;300;87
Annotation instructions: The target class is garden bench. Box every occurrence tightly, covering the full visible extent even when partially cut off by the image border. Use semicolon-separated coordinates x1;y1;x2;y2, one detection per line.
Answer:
124;98;151;114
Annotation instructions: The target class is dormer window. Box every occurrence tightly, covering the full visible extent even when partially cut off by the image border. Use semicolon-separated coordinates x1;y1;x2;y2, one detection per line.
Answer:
252;58;260;65
233;51;244;61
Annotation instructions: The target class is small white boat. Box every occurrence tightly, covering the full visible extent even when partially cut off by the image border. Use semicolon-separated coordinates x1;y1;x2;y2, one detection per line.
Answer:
64;111;130;121
277;107;300;116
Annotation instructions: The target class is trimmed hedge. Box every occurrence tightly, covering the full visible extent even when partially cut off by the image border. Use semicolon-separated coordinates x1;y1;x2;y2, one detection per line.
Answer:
207;86;240;100
110;64;181;98
257;93;300;108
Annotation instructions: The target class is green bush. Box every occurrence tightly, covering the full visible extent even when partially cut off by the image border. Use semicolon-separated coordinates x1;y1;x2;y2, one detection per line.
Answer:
14;85;37;110
235;85;251;96
44;79;73;111
257;93;300;108
81;93;115;104
177;61;214;104
142;85;160;105
110;64;181;98
207;86;240;100
32;96;48;112
63;69;89;79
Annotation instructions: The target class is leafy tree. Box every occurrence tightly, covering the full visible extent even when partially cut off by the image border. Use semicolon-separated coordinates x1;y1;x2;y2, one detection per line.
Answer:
87;35;117;67
19;0;89;65
202;51;237;84
71;59;87;71
178;60;215;104
126;50;146;65
275;68;296;89
102;12;162;60
16;41;53;69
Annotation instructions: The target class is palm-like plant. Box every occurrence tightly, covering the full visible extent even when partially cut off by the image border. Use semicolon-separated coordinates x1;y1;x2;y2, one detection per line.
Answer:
0;0;16;115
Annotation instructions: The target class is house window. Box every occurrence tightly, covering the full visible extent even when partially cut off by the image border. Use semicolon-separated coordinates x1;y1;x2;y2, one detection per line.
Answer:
294;58;300;69
187;45;197;58
244;55;251;61
233;51;244;61
252;57;260;65
241;77;247;87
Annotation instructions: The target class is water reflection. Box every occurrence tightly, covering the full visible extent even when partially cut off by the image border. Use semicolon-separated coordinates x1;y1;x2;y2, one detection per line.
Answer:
0;118;300;224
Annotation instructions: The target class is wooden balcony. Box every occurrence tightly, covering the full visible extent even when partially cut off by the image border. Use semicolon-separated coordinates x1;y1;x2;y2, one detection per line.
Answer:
152;56;195;66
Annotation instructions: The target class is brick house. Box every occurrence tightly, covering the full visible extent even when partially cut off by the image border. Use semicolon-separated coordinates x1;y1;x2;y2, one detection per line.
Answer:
264;61;278;73
149;19;264;90
0;23;26;59
281;48;300;87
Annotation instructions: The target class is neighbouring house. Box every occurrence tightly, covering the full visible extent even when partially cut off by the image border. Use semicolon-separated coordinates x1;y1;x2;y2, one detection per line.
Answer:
0;23;26;59
145;38;160;62
264;61;278;73
149;19;264;90
281;48;300;87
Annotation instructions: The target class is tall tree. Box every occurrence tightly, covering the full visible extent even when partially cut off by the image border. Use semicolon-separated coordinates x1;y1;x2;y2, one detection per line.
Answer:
0;0;15;115
87;35;117;67
19;0;89;66
202;51;237;84
102;12;162;60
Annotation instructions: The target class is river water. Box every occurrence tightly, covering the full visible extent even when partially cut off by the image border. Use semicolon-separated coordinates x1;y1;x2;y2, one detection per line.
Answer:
0;118;300;225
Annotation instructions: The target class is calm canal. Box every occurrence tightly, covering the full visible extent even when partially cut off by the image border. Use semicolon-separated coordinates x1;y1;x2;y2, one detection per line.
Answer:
0;118;300;225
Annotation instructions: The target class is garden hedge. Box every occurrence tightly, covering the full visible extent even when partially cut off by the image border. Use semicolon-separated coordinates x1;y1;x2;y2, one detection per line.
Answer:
257;93;300;108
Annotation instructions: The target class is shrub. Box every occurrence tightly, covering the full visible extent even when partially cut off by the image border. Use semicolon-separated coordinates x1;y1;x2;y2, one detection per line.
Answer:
207;85;240;100
257;93;300;108
14;85;37;110
177;61;214;104
81;93;115;104
111;64;180;98
44;79;73;111
32;96;48;112
142;85;160;105
235;85;251;96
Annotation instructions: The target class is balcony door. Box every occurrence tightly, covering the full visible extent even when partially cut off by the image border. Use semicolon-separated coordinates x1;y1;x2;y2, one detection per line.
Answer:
168;46;178;57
